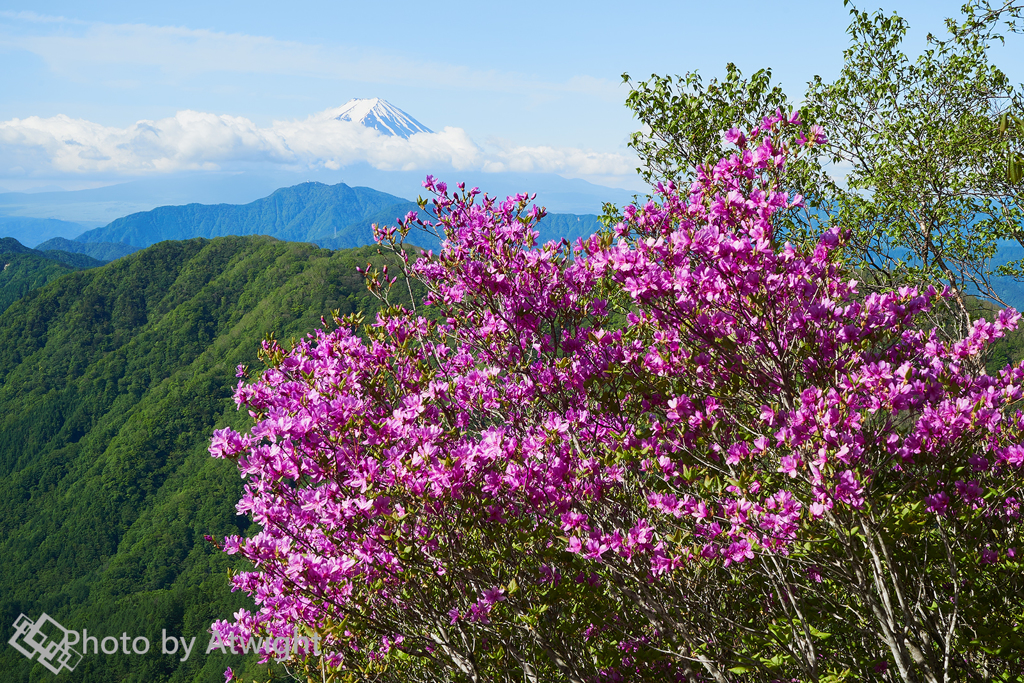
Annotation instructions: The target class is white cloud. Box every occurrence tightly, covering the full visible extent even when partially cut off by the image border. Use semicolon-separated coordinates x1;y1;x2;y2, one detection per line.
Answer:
482;140;636;176
0;108;637;180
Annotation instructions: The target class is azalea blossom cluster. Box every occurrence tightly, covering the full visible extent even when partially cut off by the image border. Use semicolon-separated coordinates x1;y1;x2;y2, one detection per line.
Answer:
210;113;1024;682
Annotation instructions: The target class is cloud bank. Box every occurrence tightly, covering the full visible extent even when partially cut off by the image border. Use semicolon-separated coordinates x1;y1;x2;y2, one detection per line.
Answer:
0;107;637;181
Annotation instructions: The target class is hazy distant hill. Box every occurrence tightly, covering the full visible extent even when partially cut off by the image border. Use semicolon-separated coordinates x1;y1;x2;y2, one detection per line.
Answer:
0;236;418;682
36;236;139;262
0;216;88;247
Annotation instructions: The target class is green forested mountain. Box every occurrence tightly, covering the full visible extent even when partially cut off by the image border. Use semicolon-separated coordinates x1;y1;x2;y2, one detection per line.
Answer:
36;236;140;262
0;236;106;269
36;250;106;270
0;251;76;314
0;238;105;314
71;181;602;255
0;236;414;682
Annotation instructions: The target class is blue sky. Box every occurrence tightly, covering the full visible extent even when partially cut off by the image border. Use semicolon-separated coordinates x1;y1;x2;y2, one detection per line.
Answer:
1;0;1020;192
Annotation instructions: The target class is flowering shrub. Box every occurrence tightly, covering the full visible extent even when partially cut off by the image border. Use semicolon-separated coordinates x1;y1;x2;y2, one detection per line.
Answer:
210;113;1024;683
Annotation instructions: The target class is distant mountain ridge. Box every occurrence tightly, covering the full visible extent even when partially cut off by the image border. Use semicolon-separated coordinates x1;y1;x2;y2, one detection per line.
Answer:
0;168;638;227
74;181;605;254
76;181;429;250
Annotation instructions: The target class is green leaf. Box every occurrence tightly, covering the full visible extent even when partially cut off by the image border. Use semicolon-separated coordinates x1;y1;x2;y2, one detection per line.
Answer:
809;625;832;639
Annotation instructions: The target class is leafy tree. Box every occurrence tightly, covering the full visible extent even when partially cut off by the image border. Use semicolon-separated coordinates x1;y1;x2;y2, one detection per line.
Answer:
613;67;831;249
622;64;790;188
212;117;1024;683
804;4;1024;331
622;3;1024;338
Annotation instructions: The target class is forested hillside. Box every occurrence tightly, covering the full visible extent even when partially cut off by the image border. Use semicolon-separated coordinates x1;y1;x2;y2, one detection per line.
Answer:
0;236;413;682
0;238;105;314
36;236;139;262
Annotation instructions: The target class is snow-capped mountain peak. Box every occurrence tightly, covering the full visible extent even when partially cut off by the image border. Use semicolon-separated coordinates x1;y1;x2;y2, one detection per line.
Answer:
330;98;432;138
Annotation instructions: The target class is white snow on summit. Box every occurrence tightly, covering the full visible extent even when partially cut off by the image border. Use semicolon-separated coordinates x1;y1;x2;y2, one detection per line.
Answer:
328;98;432;139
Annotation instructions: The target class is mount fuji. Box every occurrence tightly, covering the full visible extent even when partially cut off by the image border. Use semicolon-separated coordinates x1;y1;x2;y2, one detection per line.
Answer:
329;98;432;138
